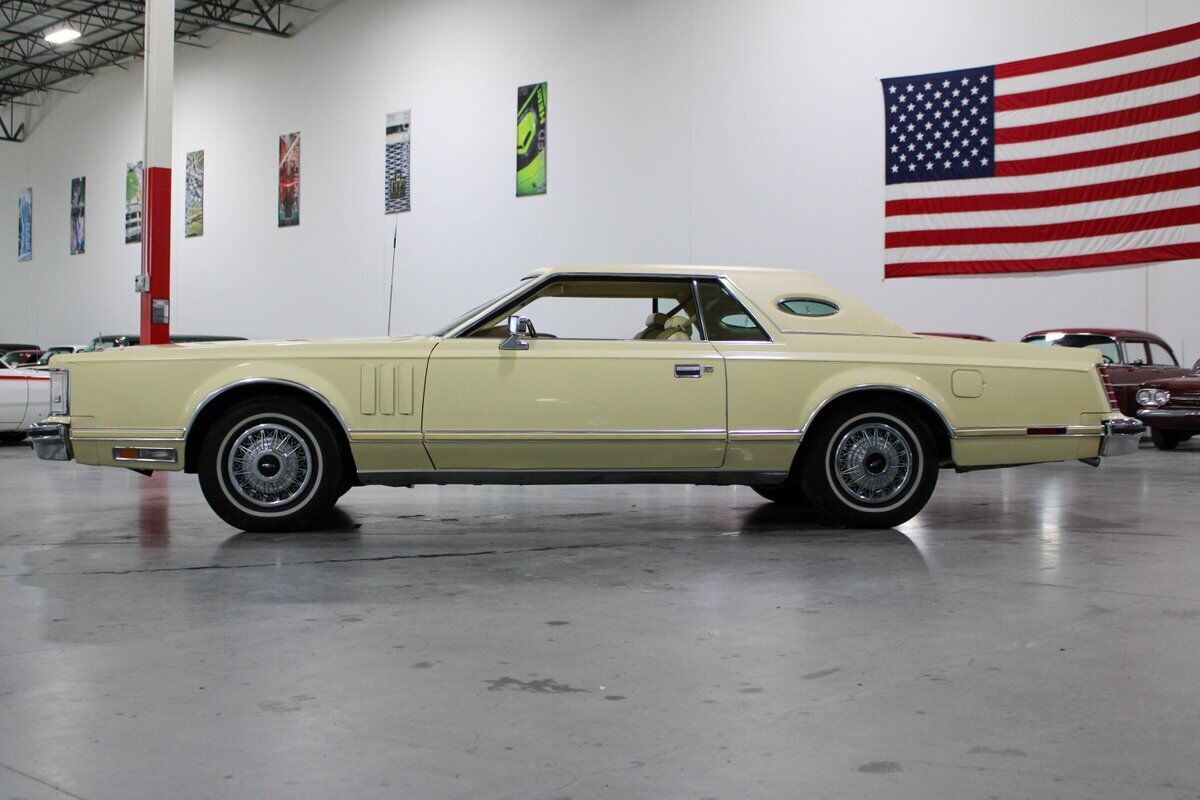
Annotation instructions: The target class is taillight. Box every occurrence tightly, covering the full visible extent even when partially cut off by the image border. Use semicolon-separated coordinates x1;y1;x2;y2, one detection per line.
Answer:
1097;364;1119;410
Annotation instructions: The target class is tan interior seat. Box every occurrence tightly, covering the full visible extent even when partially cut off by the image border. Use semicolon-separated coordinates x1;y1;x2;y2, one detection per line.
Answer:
635;313;670;339
657;316;694;340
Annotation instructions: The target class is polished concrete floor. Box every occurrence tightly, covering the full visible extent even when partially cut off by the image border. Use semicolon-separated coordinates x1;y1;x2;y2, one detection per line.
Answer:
1;441;1198;799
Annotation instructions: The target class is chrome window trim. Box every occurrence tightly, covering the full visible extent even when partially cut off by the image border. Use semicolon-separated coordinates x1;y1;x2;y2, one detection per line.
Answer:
449;271;774;343
184;378;351;438
776;297;840;318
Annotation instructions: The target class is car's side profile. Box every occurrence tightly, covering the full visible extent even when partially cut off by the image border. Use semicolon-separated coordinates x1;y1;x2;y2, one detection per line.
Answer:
31;265;1141;531
0;360;50;443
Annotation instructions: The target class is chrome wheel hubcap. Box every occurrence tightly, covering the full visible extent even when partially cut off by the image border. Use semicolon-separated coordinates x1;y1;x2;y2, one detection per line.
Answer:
833;421;914;504
226;423;313;507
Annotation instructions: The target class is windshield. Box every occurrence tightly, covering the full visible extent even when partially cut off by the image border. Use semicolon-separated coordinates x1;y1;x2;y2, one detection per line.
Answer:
1025;333;1121;364
429;280;534;337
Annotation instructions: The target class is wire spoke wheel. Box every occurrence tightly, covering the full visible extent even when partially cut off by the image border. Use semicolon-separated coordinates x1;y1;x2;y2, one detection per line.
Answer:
831;421;914;505
225;422;314;507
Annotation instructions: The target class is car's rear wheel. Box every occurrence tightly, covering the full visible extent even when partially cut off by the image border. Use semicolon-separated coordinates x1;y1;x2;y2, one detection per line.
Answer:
1150;428;1186;451
799;403;938;529
198;398;344;531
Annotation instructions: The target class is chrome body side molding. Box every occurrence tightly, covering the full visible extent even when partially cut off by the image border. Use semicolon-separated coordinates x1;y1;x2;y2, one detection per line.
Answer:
358;470;789;487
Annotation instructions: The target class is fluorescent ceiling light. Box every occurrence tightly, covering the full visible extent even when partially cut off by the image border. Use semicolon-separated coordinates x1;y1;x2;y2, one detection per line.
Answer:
44;27;81;44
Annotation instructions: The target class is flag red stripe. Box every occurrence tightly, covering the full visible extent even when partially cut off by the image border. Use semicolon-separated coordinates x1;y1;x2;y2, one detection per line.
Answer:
886;168;1200;216
995;94;1200;144
995;131;1200;176
995;21;1200;79
885;242;1200;278
886;204;1200;248
995;56;1200;112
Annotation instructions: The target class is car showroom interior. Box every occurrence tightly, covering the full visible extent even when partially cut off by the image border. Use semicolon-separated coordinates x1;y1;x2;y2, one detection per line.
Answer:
1;1;1198;797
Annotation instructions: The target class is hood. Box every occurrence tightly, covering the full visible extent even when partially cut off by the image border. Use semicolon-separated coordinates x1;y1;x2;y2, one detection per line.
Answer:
52;334;439;366
1141;373;1200;392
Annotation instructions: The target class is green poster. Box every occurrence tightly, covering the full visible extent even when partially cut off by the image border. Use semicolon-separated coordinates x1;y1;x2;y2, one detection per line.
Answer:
516;82;547;196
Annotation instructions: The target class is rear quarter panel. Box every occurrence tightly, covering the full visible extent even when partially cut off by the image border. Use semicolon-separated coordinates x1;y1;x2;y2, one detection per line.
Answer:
717;334;1113;470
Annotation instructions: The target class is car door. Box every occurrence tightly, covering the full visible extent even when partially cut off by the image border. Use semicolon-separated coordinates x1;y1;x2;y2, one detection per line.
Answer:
422;276;727;471
1145;340;1189;380
0;365;29;426
1114;340;1157;414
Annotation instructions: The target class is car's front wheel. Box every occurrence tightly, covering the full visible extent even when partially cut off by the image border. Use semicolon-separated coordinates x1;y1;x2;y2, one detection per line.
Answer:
198;398;344;531
799;403;938;529
1150;428;1188;451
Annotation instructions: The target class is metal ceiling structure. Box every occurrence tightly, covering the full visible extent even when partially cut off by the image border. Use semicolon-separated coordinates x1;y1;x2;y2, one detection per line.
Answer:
0;0;315;142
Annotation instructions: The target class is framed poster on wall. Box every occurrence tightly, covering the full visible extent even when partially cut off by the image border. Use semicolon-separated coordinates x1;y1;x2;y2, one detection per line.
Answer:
69;176;85;255
384;110;411;214
18;188;32;262
125;161;143;244
517;82;547;196
185;150;204;237
278;132;300;227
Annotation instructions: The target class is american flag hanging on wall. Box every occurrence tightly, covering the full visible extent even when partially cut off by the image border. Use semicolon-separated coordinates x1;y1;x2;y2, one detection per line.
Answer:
882;21;1200;278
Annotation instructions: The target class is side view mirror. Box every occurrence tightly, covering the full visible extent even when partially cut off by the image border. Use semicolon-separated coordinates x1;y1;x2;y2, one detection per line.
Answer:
500;315;533;351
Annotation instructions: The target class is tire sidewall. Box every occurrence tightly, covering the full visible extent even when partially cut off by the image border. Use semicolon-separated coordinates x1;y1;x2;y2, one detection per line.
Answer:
199;400;343;531
802;404;938;528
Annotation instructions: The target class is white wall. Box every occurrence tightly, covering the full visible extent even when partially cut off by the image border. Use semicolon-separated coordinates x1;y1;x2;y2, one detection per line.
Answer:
1;0;1197;359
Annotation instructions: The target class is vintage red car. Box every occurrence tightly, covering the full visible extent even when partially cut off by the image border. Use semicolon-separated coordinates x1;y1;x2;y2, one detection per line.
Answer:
1022;329;1190;418
1135;371;1200;450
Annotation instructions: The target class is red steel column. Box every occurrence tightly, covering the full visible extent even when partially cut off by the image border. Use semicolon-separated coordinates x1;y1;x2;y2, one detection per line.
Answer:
139;0;174;344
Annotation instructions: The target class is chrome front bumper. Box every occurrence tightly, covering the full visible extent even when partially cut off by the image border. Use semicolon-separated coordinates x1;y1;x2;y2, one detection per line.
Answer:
1099;417;1145;457
28;422;71;461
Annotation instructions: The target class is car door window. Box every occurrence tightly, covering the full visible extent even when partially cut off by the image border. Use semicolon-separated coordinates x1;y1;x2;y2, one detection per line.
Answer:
465;278;701;341
696;281;770;342
1123;341;1148;365
1147;342;1177;366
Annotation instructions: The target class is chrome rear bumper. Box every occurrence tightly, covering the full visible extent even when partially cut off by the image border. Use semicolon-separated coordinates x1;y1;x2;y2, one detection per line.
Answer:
1099;417;1145;457
28;422;71;461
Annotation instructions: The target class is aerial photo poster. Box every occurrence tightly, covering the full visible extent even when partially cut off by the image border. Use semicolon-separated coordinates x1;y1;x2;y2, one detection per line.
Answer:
18;188;31;262
384;110;411;214
185;150;204;237
125;161;142;244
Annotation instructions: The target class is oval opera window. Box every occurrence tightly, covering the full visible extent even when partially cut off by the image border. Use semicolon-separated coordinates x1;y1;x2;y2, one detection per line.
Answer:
778;297;839;318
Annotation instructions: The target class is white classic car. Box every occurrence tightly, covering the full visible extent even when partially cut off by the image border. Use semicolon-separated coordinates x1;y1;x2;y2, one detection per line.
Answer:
30;265;1143;531
1;360;50;443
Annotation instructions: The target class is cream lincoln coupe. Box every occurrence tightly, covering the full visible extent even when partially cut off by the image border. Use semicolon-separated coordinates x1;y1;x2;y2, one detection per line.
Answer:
30;265;1143;531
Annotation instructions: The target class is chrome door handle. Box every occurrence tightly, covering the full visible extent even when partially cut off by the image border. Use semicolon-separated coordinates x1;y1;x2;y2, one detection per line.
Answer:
674;364;703;378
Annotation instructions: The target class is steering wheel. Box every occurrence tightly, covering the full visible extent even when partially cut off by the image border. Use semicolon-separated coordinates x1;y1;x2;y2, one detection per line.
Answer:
1101;354;1114;364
